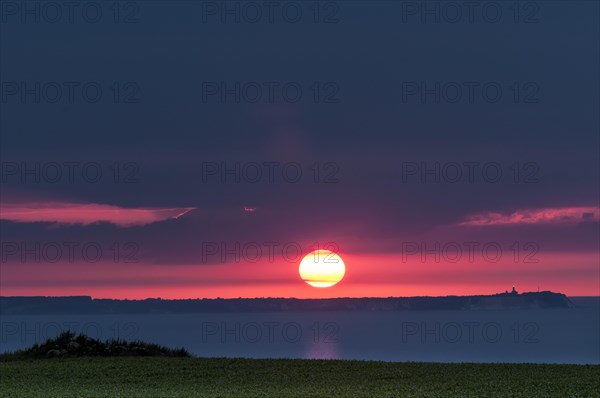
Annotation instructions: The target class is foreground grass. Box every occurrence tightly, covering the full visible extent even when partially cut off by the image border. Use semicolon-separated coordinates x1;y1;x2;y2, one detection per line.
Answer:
0;357;598;398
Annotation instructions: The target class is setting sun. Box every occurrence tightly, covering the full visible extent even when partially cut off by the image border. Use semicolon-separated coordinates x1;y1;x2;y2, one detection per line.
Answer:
298;249;346;288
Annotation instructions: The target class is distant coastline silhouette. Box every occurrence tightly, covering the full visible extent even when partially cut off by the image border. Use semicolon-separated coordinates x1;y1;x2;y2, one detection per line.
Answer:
0;291;574;314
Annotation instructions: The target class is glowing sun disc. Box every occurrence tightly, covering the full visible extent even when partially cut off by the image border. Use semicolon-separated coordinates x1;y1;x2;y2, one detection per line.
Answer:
299;249;345;288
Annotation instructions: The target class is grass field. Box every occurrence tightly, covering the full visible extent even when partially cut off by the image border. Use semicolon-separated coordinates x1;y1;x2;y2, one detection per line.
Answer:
0;357;598;398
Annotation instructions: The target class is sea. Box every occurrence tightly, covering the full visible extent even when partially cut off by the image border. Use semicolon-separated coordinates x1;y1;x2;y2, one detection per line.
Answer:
1;297;598;364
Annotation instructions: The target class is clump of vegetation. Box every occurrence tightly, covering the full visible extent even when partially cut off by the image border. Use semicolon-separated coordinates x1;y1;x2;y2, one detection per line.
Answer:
0;331;189;361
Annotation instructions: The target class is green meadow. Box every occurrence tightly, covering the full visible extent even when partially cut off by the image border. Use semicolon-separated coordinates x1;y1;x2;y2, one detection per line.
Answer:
1;357;598;398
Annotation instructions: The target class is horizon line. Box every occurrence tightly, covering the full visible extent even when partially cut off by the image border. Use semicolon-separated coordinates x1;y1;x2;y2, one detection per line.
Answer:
2;291;595;300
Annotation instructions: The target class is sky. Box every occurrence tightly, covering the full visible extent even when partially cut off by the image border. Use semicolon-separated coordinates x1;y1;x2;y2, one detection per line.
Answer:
0;1;598;298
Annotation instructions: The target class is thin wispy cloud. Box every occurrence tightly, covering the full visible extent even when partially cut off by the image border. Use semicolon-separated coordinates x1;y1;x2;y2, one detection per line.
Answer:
0;201;195;227
458;206;599;226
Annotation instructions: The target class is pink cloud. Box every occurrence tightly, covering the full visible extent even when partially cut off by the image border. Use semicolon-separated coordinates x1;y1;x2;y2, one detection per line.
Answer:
0;201;195;227
459;206;599;226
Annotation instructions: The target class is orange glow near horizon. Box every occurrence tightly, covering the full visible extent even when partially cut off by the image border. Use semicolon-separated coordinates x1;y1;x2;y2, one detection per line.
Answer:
1;251;598;299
